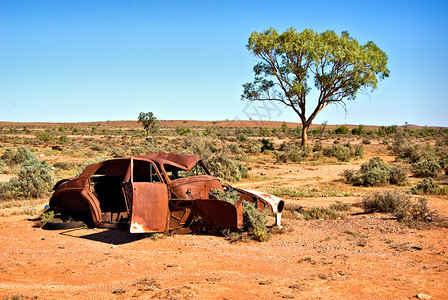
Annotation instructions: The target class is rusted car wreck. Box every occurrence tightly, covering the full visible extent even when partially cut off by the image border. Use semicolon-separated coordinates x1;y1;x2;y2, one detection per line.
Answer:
49;153;284;234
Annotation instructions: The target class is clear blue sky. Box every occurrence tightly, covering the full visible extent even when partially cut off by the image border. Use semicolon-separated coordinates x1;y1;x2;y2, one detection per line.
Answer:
0;0;447;126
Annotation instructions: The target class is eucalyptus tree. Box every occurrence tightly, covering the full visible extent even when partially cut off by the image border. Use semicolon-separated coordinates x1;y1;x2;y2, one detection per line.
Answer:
137;111;158;142
242;28;389;146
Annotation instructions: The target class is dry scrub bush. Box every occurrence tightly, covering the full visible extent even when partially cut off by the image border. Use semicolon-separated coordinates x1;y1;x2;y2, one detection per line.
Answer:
361;190;447;228
342;157;408;186
275;143;310;163
0;158;53;200
410;178;448;195
182;137;248;182
411;154;442;178
301;207;341;220
210;189;270;242
1;146;35;166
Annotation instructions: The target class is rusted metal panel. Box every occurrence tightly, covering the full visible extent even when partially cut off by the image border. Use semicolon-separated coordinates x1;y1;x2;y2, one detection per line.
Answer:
170;176;223;199
130;182;169;233
230;186;285;227
146;153;202;170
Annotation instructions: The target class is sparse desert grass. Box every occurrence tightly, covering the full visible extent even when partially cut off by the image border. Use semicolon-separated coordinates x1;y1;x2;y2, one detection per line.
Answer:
361;190;448;228
271;185;353;198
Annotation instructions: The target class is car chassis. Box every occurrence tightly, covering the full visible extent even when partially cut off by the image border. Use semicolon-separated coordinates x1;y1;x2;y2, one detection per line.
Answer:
49;153;284;234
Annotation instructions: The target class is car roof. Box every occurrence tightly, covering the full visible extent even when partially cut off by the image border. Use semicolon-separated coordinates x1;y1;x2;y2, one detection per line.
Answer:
145;153;202;171
77;153;203;178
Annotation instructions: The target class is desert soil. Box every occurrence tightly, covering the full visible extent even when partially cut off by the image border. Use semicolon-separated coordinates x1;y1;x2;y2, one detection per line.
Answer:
1;162;447;300
0;121;447;299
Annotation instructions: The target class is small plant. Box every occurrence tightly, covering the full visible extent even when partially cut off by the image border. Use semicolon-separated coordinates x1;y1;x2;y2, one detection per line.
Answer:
275;144;310;163
312;141;323;152
329;201;352;211
323;144;352;162
333;126;349;135
2;146;36;166
361;190;408;214
360;190;447;228
411;154;442;178
0;159;54;199
301;207;341;220
211;189;270;242
410;178;448;195
342;157;408;186
41;210;55;224
261;138;274;152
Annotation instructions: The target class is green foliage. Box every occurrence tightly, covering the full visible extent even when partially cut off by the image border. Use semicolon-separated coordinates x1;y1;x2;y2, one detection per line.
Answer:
378;125;397;136
392;133;421;162
175;127;192;135
354;145;365;158
410;178;448;195
242;27;389;146
361;190;407;214
301;207;341;220
411;154;442;178
342;157;408;186
334;126;349;135
281;122;288;133
0;159;54;199
323;144;352;162
351;125;365;135
182;137;248;182
58;134;68;143
35;129;54;143
312;141;322;152
137;112;158;139
1;146;36;166
41;210;55;224
361;191;445;228
260;138;274;152
210;189;269;242
275;144;310;163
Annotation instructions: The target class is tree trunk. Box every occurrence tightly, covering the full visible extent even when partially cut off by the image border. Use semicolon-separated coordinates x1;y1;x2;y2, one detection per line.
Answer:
301;125;308;147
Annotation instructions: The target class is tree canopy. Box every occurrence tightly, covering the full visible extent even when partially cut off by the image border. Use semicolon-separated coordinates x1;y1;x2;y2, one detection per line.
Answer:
137;111;158;141
242;28;389;146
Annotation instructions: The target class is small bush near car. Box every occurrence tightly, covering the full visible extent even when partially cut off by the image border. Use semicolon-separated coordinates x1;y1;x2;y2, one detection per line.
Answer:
0;158;53;199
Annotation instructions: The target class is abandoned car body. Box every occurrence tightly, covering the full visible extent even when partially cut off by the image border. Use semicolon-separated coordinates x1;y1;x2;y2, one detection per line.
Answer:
49;153;284;234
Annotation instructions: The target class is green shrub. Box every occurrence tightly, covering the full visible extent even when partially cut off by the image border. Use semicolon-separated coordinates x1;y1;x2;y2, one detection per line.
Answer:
210;189;269;241
392;133;421;162
35;129;54;143
354;145;365;158
363;190;446;227
361;190;407;214
323;144;352;162
41;210;55;224
389;165;409;185
410;178;448;195
342;157;408;186
2;146;36;166
411;155;442;178
183;138;248;182
261;138;274;152
312;141;322;152
275;145;310;163
301;207;341;220
334;126;349;135
351;125;364;135
1;148;15;163
175;127;194;135
0;159;53;199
